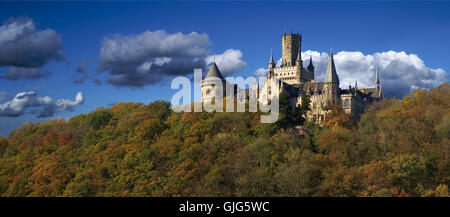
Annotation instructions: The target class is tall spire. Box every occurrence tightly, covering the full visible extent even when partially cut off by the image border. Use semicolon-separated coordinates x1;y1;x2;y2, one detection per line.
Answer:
269;49;274;64
325;48;339;83
307;54;315;71
375;67;380;87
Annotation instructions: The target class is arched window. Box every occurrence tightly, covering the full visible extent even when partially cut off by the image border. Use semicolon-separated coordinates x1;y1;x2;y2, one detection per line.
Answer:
344;99;349;106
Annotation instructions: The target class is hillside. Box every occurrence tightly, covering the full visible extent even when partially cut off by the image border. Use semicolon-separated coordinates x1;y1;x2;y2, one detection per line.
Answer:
0;83;448;197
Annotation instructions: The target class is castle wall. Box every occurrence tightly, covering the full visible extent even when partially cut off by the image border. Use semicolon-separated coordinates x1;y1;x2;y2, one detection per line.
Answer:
201;32;383;125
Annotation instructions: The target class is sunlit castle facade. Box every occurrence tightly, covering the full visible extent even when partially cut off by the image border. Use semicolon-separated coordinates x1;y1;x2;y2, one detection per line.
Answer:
201;33;384;124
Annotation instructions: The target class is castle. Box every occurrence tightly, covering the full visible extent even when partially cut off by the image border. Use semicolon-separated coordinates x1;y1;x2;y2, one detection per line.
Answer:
201;33;384;124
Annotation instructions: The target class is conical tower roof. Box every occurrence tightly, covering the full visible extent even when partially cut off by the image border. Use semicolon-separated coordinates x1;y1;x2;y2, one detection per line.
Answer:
269;49;274;64
325;48;339;83
205;62;224;80
307;55;314;70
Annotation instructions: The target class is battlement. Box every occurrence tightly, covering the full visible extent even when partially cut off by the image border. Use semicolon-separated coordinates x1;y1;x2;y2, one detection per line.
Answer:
282;33;302;38
274;66;297;71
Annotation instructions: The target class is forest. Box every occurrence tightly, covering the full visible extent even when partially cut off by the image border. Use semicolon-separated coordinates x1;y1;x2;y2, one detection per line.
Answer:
0;83;448;197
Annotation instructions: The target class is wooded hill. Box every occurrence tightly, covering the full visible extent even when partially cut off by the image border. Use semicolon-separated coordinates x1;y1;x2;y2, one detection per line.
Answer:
0;83;448;197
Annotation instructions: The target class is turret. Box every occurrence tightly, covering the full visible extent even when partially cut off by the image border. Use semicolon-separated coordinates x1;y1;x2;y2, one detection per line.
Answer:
269;50;275;69
201;62;226;104
296;46;302;67
268;51;275;79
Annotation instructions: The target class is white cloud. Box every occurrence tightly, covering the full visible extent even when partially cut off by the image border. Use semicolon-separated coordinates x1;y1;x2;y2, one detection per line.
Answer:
254;50;447;98
276;58;282;68
254;67;268;77
205;49;246;76
0;91;84;117
300;50;447;98
98;30;246;87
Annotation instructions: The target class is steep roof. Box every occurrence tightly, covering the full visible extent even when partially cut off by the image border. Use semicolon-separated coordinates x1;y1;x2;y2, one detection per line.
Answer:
307;55;314;70
269;52;274;64
205;62;224;80
359;87;384;99
325;49;339;83
299;82;326;94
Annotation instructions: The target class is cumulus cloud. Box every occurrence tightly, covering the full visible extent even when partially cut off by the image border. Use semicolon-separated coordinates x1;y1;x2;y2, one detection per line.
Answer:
300;50;447;98
255;50;447;98
205;49;246;76
0;91;84;118
98;29;246;87
254;67;268;77
276;58;282;68
0;17;64;80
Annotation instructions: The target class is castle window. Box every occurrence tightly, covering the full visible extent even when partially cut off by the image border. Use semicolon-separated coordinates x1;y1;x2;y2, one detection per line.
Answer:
313;103;316;109
344;99;349;107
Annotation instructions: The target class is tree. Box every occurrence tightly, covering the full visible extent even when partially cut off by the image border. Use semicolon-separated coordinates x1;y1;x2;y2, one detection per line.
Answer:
299;93;311;125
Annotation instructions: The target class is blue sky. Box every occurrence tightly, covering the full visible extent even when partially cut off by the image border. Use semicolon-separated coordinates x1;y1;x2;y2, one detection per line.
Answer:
0;1;449;136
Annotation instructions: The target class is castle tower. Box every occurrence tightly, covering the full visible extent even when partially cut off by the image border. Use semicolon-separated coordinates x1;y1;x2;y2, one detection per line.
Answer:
324;48;340;105
281;33;302;67
201;62;226;103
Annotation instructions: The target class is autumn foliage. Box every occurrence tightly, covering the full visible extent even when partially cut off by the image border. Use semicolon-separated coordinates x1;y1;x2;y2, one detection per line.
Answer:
0;84;448;197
